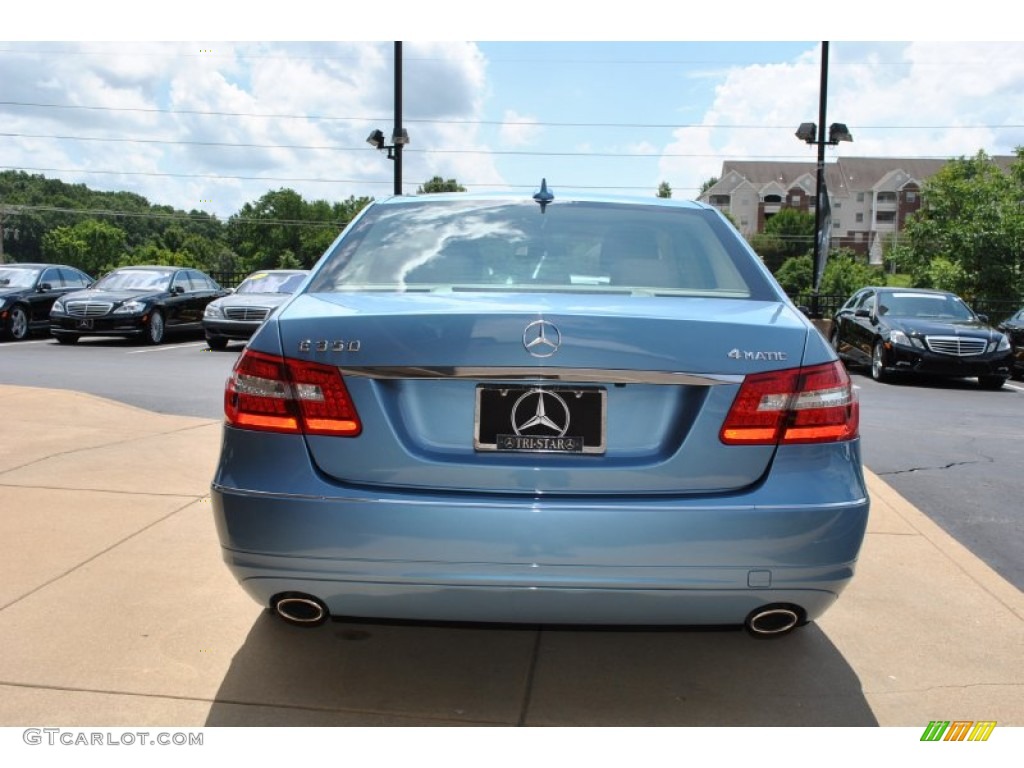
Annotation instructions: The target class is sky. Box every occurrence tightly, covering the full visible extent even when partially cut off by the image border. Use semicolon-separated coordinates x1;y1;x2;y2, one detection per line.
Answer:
3;4;1023;221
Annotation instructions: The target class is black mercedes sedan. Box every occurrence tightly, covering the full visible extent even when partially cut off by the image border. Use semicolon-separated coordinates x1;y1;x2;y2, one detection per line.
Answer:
0;263;93;340
49;265;228;344
998;308;1024;379
830;287;1013;389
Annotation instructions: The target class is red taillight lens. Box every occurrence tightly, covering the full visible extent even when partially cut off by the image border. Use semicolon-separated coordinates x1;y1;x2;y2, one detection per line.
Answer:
720;361;858;445
225;349;361;436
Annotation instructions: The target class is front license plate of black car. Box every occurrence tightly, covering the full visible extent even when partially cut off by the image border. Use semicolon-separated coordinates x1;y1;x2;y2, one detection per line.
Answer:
76;318;93;330
474;385;606;454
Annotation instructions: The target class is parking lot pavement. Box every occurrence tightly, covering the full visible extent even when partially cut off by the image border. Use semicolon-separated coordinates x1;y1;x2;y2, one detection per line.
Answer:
0;383;1021;727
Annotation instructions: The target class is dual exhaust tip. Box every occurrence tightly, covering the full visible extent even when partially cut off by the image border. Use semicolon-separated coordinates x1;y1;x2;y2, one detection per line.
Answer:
271;594;804;637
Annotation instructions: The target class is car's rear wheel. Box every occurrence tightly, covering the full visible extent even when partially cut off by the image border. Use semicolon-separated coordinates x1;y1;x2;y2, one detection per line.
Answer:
9;304;30;340
871;340;892;383
146;310;165;345
978;375;1008;390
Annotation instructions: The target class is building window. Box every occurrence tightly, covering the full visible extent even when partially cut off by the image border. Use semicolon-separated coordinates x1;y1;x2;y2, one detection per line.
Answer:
833;221;841;229
857;192;865;202
709;194;730;206
856;213;864;223
764;194;782;204
877;191;897;203
905;191;918;203
877;211;896;222
789;194;801;205
834;201;841;209
854;232;863;242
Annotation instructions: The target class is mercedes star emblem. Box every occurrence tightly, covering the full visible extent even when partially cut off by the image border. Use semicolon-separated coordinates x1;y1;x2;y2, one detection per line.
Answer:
522;319;561;358
511;389;570;436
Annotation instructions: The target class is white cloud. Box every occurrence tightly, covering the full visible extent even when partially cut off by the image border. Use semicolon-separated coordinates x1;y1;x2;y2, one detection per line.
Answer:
499;110;542;147
658;42;1024;200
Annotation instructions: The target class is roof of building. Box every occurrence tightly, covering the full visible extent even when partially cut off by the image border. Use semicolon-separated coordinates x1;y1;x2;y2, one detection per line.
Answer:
705;156;1017;199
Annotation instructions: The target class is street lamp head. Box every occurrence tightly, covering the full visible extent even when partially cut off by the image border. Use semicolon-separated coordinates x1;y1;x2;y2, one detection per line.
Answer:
795;122;817;144
366;129;386;150
392;129;410;146
828;123;853;144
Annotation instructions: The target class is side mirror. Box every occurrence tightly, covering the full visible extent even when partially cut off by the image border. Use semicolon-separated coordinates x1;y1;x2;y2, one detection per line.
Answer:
38;282;53;292
977;313;989;324
172;285;185;295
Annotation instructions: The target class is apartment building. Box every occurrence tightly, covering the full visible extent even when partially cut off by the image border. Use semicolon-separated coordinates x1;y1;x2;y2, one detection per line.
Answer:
698;156;1016;265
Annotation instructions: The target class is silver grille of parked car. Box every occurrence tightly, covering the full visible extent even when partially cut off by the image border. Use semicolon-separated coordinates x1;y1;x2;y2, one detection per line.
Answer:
65;301;114;317
925;335;987;356
224;306;271;321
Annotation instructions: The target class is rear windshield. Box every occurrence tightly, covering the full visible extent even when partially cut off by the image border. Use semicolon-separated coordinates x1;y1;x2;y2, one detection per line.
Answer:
308;199;778;300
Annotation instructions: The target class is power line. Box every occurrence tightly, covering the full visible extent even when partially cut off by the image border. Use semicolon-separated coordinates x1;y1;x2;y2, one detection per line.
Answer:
2;101;1019;132
1;166;682;191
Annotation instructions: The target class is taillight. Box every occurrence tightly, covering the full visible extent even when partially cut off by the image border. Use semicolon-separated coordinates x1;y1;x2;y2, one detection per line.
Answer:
225;349;361;436
720;361;858;445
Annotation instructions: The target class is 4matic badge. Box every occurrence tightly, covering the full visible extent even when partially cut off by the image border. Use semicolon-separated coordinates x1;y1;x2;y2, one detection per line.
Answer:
728;348;788;362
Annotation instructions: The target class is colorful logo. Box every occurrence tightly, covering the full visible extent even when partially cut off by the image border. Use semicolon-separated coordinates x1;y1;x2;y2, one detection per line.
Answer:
920;721;996;742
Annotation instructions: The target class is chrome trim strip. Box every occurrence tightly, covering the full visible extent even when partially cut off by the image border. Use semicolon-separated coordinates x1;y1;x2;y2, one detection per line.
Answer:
211;483;868;512
336;366;742;386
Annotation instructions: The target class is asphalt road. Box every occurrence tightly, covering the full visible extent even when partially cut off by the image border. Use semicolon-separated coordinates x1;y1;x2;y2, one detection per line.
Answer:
2;332;1022;591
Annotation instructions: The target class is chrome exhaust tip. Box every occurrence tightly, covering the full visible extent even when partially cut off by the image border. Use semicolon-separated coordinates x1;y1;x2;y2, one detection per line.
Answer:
272;594;329;627
745;605;802;637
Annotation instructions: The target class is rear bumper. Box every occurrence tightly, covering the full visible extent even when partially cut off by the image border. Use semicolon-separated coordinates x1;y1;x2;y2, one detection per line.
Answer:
212;428;869;626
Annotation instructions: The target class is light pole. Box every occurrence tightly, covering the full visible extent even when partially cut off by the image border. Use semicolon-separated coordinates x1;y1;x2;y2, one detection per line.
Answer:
795;41;852;318
366;42;409;195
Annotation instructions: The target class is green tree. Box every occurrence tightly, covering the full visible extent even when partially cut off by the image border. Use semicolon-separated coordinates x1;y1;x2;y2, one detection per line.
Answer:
417;176;466;194
902;149;1024;302
699;177;719;196
41;219;128;276
656;181;672;198
775;255;813;295
752;209;815;273
819;249;887;296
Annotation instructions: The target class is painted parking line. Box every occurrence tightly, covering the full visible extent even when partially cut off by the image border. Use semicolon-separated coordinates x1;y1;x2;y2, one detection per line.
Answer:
1005;381;1024;393
0;339;53;348
126;342;210;354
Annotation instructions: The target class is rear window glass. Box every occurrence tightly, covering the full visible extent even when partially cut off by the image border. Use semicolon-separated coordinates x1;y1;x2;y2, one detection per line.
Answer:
308;200;776;300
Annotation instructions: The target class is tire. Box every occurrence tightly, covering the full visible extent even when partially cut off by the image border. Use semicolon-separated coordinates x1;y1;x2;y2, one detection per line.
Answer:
9;304;30;340
978;375;1007;391
146;310;165;345
54;332;79;345
871;340;892;383
206;335;228;351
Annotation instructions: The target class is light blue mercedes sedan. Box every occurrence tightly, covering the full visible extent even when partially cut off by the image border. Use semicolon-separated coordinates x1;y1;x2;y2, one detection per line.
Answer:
211;186;869;637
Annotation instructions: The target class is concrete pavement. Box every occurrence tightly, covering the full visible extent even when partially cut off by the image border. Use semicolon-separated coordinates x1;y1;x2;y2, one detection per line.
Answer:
0;383;1021;726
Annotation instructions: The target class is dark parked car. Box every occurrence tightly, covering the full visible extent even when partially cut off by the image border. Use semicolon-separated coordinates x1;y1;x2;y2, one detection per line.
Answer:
212;188;869;637
202;269;308;350
998;308;1024;379
831;287;1013;389
0;263;93;340
50;265;228;345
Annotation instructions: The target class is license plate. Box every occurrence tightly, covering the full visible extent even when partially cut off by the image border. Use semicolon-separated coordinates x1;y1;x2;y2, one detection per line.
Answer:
474;385;606;454
76;318;94;330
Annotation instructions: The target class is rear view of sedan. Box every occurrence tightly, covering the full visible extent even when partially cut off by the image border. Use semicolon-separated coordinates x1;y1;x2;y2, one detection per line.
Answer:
202;269;308;350
211;188;869;637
